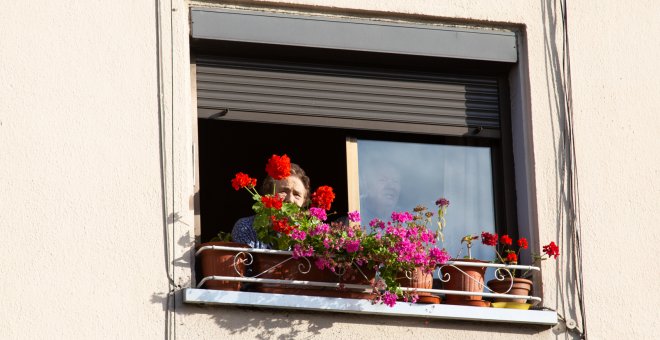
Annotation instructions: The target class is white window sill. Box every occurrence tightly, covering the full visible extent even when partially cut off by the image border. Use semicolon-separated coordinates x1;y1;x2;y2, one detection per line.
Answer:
183;288;557;325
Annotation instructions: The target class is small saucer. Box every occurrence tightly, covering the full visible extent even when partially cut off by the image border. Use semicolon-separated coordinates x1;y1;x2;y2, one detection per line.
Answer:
444;300;491;307
416;295;441;304
491;302;531;310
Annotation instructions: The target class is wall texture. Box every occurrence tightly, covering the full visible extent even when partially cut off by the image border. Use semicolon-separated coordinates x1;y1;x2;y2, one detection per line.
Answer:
0;1;169;338
1;0;658;339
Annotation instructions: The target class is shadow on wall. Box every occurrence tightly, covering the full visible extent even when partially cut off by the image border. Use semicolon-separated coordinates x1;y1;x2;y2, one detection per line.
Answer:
172;303;548;339
541;0;585;339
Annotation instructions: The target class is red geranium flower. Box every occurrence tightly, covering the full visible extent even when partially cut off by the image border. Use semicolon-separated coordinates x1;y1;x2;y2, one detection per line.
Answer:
505;252;518;263
500;234;513;246
543;241;560;259
311;185;335;210
517;237;529;249
261;195;283;210
231;172;257;191
265;154;291;180
481;232;498;246
270;216;293;235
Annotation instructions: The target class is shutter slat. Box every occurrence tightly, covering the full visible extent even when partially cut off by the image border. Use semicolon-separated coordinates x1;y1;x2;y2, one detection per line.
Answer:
196;77;500;104
196;57;501;136
197;87;500;112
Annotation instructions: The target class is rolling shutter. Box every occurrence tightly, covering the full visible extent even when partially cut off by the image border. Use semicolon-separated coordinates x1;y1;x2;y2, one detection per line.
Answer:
196;56;501;138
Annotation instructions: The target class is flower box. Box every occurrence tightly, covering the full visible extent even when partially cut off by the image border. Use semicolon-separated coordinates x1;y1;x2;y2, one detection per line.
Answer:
251;252;376;299
196;242;250;290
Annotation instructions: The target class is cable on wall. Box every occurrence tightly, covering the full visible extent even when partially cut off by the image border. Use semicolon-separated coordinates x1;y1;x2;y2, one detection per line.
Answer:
558;0;588;339
156;0;176;339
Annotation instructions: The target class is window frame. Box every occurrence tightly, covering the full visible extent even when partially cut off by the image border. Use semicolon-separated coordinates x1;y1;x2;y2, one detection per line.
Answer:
188;8;542;315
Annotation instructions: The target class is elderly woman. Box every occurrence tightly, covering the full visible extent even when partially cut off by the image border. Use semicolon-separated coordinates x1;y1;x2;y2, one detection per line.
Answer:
231;163;311;248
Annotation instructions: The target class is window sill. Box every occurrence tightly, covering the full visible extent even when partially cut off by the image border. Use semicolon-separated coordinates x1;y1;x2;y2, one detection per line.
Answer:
183;288;557;326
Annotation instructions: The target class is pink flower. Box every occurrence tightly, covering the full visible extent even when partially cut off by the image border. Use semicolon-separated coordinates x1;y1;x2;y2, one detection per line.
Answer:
315;257;330;270
421;231;435;244
382;291;397;307
309;207;327;221
412;252;427;265
290;229;307;241
429;247;450;264
369;218;385;229
344;239;361;253
310;223;330;236
348;211;361;222
292;244;314;259
391;211;414;223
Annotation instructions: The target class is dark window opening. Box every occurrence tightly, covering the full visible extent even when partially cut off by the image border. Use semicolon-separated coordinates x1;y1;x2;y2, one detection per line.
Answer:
194;40;517;246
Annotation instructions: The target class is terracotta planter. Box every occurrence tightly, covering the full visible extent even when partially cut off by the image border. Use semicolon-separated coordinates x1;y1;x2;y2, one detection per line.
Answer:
440;259;490;307
252;253;375;299
487;277;533;303
396;268;440;304
197;242;250;290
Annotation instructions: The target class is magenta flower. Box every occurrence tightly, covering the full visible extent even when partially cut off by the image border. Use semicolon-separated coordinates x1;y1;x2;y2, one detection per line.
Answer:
314;257;330;270
435;197;450;207
290;229;307;241
310;223;330;236
292;244;314;259
345;239;361;253
369;218;385;229
309;207;327;221
391;211;413;223
420;231;435;243
382;291;397;307
348;210;361;222
429;247;450;264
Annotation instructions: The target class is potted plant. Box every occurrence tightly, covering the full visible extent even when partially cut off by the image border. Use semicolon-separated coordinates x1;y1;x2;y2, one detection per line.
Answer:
439;233;491;307
362;207;450;306
230;155;378;298
230;154;457;306
483;232;560;306
196;231;250;291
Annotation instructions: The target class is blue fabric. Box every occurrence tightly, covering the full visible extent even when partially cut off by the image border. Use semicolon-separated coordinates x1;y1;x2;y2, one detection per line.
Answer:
231;215;269;249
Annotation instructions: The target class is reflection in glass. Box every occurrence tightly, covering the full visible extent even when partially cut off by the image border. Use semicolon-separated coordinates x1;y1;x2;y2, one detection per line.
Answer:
357;139;496;261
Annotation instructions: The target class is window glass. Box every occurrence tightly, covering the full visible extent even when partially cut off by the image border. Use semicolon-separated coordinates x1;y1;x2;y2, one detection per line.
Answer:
358;139;496;260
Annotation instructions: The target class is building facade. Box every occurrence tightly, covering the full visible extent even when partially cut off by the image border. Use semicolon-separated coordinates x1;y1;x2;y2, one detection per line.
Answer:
2;1;659;339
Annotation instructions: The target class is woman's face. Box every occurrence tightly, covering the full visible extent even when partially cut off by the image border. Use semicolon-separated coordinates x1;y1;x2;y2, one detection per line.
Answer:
274;176;307;207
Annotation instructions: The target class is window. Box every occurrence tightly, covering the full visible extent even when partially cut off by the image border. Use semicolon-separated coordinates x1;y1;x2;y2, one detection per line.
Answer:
356;139;496;260
194;41;518;254
186;8;559;325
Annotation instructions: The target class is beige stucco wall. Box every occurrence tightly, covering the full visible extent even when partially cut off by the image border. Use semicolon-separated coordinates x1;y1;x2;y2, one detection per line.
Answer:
1;0;658;339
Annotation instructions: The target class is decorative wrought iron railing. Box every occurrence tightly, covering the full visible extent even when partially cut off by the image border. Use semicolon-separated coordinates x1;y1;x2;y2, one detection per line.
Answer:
195;245;542;303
